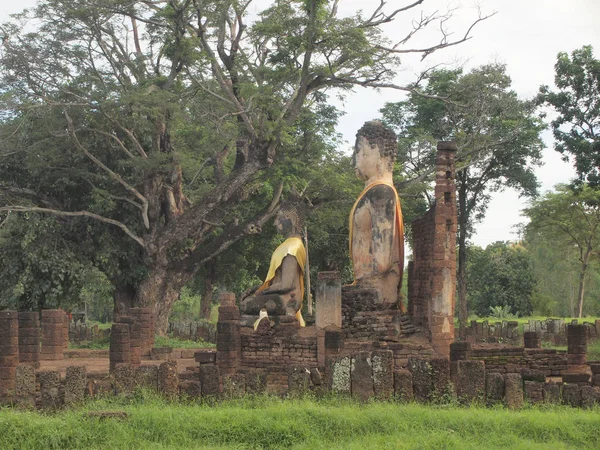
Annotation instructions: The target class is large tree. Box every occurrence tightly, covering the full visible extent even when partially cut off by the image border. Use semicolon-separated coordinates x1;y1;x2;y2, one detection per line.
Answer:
523;184;600;318
538;46;600;187
0;0;490;332
466;242;535;318
381;64;545;333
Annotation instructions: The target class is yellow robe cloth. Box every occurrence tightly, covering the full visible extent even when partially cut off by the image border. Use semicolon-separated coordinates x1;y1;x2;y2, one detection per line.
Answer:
348;180;405;287
255;236;307;327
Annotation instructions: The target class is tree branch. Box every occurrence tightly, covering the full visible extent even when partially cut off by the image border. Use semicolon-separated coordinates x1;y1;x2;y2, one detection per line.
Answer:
63;109;150;229
0;206;145;247
375;11;496;61
177;181;283;271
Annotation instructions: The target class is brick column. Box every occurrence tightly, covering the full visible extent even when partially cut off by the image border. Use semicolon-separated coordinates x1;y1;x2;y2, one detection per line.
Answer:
567;324;587;365
109;323;131;372
216;292;240;375
524;331;541;349
429;141;457;357
18;311;40;368
0;310;19;397
316;271;342;329
116;315;142;366
129;307;154;356
41;310;66;360
63;312;69;351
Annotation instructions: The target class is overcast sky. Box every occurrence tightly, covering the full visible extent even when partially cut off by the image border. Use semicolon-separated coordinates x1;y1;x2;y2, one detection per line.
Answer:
2;0;599;247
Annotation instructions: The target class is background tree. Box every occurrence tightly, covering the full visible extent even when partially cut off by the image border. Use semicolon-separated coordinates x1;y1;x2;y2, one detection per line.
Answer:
538;46;600;187
0;0;490;332
525;225;600;317
466;241;535;318
523;184;600;318
381;64;544;332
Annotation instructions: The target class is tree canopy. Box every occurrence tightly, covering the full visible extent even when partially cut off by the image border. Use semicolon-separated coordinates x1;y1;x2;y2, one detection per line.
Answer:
538;46;600;187
467;241;535;318
381;63;544;331
0;0;490;331
523;183;600;318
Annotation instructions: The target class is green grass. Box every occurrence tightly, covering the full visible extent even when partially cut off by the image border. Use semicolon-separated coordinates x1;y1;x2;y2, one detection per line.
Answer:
545;340;600;361
87;321;113;330
69;335;214;351
210;304;219;323
0;396;599;449
153;335;215;349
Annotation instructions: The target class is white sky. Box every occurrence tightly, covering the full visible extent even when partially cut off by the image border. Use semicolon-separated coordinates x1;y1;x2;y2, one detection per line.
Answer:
2;0;599;247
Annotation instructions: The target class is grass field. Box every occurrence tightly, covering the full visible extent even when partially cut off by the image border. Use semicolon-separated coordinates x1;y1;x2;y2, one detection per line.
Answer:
0;395;599;449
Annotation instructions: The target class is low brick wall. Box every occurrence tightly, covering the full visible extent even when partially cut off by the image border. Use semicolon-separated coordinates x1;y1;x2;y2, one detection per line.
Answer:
68;322;110;343
240;328;318;369
463;318;600;345
168;321;216;343
469;346;569;376
463;320;520;344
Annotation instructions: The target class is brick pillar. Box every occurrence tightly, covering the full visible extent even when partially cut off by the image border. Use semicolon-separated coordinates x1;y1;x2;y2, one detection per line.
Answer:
407;261;415;318
109;323;131;372
18;311;40;368
129;307;153;356
524;331;541;349
429;141;457;357
567;324;587;366
117;315;142;366
0;310;19;397
216;292;240;375
316;271;342;329
40;310;65;360
63;312;69;351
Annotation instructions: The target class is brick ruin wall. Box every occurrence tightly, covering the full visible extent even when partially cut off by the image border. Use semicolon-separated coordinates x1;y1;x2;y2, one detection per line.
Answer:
461;318;600;346
409;208;435;326
341;290;409;342
408;143;458;356
2;308;600;409
168;321;216;343
240;329;318;369
4;342;599;409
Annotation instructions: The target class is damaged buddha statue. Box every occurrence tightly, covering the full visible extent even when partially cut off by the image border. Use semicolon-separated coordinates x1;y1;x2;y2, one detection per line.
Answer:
345;120;405;310
240;196;308;327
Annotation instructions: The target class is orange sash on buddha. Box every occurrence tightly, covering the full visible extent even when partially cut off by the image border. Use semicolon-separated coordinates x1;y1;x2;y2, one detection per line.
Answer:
348;181;405;287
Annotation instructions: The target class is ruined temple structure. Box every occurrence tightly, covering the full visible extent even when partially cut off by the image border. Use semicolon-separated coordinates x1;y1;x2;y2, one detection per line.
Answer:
408;141;458;355
1;139;599;407
206;140;461;394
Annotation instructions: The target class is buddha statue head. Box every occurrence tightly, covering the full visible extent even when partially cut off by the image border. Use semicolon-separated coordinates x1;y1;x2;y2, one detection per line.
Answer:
274;194;308;237
353;120;397;181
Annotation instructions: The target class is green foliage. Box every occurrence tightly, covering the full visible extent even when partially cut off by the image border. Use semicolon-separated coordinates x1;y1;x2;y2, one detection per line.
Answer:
488;305;516;320
467;242;535;317
381;64;544;326
0;214;99;311
538;46;600;186
168;287;201;322
1;397;600;449
524;183;600;316
153;335;214;349
0;0;491;323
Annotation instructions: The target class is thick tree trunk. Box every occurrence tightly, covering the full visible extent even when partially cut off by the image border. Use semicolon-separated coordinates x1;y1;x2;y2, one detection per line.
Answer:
577;266;586;319
576;249;592;318
200;276;214;320
457;176;468;336
133;263;191;335
113;284;135;319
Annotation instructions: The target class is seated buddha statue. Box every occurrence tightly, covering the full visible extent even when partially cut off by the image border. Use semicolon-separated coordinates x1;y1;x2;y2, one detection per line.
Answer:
345;120;405;310
240;196;307;326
